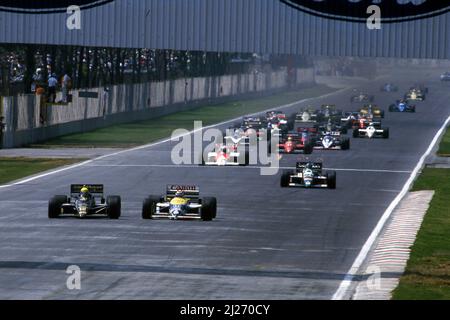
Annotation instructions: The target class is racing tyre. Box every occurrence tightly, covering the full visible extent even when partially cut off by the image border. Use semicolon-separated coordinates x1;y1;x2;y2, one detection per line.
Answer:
389;105;395;112
383;128;390;139
380;111;385;118
198;153;205;166
239;150;250;166
327;171;337;189
411;106;416;113
48;195;67;219
201;197;217;221
352;129;359;138
341;138;350;150
106;196;121;219
287;119;295;131
341;127;348;134
142;195;159;219
303;143;314;155
280;171;292;188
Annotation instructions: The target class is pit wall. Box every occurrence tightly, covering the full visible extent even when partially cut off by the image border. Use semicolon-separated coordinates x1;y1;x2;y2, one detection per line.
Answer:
1;68;315;148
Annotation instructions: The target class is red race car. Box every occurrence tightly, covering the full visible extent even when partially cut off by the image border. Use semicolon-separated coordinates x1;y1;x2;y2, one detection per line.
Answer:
278;132;314;154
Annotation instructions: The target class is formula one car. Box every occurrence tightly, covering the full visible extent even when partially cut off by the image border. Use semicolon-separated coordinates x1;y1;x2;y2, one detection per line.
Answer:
277;132;314;154
318;119;348;135
316;104;343;124
48;184;121;219
350;92;374;103
266;111;293;133
389;100;416;113
441;72;450;81
294;109;318;123
411;84;429;94
280;161;336;189
340;111;360;129
359;104;385;119
405;88;425;101
142;185;216;221
201;143;249;166
314;132;350;150
230;117;270;144
353;120;389;139
380;83;398;92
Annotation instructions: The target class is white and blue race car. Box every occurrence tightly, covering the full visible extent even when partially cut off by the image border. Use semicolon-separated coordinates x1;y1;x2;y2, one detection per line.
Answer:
389;100;416;113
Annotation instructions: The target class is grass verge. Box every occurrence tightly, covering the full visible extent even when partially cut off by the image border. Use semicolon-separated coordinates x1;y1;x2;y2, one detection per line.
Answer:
392;168;450;300
0;157;82;185
36;85;335;148
437;126;450;156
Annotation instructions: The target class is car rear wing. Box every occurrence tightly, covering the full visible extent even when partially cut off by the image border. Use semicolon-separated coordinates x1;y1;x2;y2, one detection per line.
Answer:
296;162;323;170
166;185;200;199
279;132;306;142
320;131;341;136
70;184;104;195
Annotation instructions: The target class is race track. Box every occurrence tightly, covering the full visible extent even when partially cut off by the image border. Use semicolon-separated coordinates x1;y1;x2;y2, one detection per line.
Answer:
0;69;449;299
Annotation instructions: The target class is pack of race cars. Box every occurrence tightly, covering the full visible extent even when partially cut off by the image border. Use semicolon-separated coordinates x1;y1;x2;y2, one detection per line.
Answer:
48;84;427;220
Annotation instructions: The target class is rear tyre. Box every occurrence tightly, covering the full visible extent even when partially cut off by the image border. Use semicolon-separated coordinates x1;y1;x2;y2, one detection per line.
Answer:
383;128;390;139
353;129;359;138
303;143;314;155
201;197;217;221
380;111;385;118
142;195;159;219
198;153;205;166
327;171;337;189
106;196;121;219
239;150;250;166
48;195;67;219
389;105;395;112
341;138;350;150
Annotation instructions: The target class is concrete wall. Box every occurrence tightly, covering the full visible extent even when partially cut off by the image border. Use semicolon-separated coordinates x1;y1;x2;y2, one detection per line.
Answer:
1;67;315;148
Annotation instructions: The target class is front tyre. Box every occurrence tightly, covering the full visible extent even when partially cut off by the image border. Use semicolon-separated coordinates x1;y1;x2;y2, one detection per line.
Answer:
48;195;67;219
280;170;292;188
142;196;159;219
106;196;121;219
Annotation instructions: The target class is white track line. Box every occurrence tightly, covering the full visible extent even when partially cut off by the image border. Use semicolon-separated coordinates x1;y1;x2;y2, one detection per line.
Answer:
0;88;349;189
332;114;450;300
85;163;411;174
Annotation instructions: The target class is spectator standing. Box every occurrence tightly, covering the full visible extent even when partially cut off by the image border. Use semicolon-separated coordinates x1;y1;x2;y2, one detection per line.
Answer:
0;116;5;149
61;73;72;103
47;73;58;103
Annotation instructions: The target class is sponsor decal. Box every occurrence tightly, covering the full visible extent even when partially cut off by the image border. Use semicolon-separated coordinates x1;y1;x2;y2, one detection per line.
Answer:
281;0;449;23
0;0;113;13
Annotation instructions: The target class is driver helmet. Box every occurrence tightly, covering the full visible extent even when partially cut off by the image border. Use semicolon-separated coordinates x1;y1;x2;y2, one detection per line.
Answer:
175;190;185;198
80;186;89;197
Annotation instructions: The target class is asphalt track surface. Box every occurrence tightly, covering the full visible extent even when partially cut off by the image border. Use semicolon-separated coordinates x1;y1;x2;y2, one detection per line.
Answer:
0;69;449;299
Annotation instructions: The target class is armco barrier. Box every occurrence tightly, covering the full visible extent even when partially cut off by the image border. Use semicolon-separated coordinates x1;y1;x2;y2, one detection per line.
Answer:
2;68;315;148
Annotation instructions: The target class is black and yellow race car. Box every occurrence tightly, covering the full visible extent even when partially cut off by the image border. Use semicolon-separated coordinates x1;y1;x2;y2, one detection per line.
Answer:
48;184;121;219
359;104;384;119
